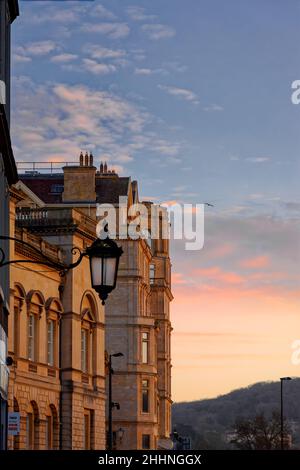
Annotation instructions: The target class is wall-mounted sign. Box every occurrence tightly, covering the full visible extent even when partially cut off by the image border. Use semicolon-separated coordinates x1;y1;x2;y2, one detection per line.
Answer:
8;412;20;436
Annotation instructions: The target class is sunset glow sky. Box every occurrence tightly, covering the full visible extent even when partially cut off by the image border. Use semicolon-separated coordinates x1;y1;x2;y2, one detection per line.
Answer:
12;1;300;402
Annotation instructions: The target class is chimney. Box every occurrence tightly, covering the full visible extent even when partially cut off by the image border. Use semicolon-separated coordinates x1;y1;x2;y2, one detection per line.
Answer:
89;152;93;167
100;162;104;174
62;153;96;203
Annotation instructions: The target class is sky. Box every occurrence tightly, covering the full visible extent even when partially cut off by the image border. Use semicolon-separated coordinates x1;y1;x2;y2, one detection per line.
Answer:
11;0;300;402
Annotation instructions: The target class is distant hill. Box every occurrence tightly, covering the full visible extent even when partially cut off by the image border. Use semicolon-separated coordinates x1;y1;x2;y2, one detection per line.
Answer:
172;379;300;449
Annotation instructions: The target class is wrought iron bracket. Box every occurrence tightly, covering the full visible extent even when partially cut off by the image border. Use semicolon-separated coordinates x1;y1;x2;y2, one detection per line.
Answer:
0;235;87;277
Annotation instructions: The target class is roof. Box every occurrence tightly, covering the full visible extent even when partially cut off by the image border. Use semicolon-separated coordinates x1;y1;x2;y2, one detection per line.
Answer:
0;104;18;185
20;174;64;204
20;174;131;205
96;176;130;204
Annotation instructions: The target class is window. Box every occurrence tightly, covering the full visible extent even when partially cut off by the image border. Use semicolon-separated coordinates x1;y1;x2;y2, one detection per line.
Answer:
81;329;89;373
26;413;34;449
14;306;19;357
47;320;55;366
149;264;155;285
50;184;64;194
28;314;35;361
83;410;93;449
46;415;53;450
142;332;149;364
142;379;149;413
142;434;150;449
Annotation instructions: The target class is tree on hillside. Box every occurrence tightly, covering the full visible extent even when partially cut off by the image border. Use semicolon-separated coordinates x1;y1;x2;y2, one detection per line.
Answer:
231;411;290;450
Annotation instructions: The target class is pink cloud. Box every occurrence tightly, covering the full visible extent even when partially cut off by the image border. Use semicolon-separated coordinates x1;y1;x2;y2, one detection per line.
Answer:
240;255;270;269
208;243;235;259
172;272;188;285
193;266;244;284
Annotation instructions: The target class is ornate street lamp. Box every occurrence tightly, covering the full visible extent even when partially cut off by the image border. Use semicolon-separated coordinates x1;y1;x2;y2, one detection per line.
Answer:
0;230;123;305
86;237;123;305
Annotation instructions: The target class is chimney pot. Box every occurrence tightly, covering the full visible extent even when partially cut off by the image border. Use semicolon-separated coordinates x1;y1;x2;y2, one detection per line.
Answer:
90;152;93;167
100;162;104;174
85;151;89;166
79;152;84;166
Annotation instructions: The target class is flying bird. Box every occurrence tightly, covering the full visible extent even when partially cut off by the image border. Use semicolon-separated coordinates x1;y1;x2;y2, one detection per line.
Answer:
204;202;214;207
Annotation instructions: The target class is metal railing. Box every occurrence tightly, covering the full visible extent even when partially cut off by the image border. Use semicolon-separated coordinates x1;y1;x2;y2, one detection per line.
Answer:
17;161;80;174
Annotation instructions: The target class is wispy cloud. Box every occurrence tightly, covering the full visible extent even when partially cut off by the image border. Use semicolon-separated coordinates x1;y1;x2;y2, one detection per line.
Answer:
163;61;188;73
27;9;81;24
282;201;300;212
240;256;270;269
194;266;244;285
82;59;117;75
93;4;117;20
13;54;32;63
203;104;224;112
12;77;182;168
131;49;146;61
135;67;166;76
126;6;157;21
246;156;271;163
141;24;175;40
158;84;199;104
15;41;58;57
81;22;130;39
82;44;126;60
51;53;78;63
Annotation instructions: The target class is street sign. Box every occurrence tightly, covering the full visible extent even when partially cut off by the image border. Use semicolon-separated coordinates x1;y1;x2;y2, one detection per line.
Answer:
8;412;20;436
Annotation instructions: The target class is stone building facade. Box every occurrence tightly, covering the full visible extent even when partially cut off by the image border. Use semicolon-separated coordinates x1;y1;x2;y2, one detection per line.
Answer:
7;186;106;449
0;0;19;450
20;155;173;450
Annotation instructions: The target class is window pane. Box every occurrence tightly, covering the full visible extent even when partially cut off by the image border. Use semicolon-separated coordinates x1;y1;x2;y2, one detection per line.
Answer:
28;315;35;361
47;321;54;366
149;264;155;284
81;329;88;372
142;434;150;449
142;332;149;364
142;380;149;413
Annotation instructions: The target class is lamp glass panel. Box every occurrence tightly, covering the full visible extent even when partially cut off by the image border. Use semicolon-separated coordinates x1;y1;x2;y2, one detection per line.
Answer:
103;257;117;286
91;257;102;286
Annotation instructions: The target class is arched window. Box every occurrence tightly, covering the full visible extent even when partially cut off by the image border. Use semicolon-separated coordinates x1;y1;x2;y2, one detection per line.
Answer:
80;292;98;376
13;284;26;357
81;309;95;374
45;404;59;450
26;292;44;363
45;298;62;367
26;401;39;450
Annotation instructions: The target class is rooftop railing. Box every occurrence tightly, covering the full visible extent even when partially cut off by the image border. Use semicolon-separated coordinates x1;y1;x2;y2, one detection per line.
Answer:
17;161;80;174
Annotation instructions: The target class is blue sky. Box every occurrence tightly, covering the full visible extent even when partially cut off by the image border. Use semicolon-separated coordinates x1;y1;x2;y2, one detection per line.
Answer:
12;1;300;400
12;0;300;211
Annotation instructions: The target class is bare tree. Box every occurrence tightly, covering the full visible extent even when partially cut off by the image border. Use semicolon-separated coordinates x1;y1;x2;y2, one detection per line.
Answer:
231;411;290;450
